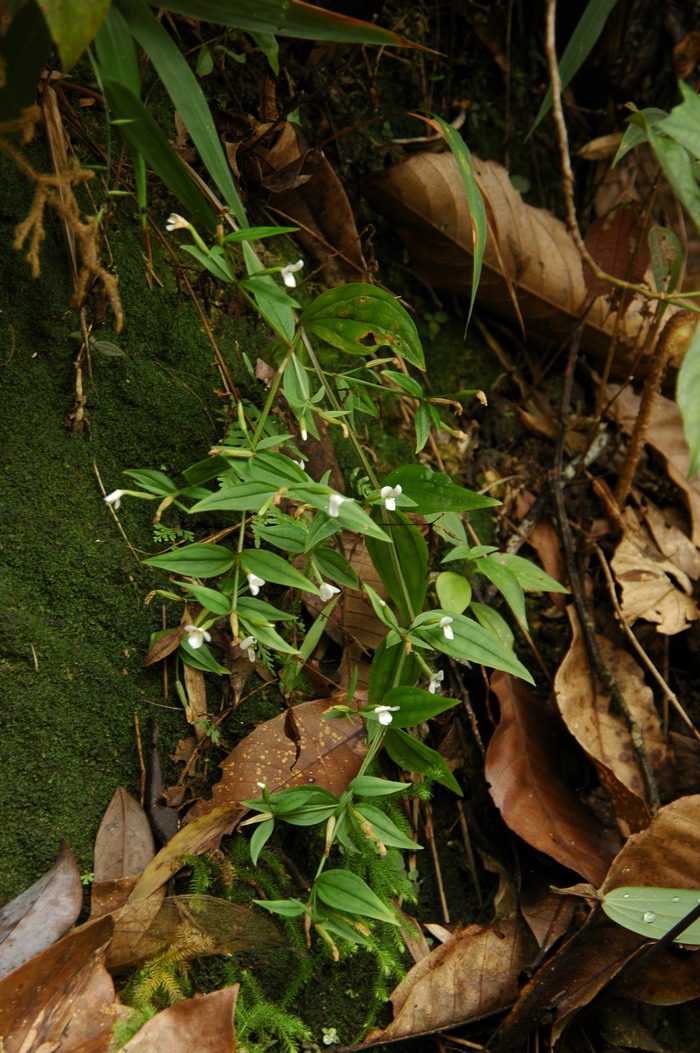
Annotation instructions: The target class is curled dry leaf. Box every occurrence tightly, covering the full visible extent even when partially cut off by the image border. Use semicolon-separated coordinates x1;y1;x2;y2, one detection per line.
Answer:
365;152;669;373
0;839;82;980
554;607;668;831
0;916;114;1053
486;671;620;885
186;699;366;826
121;983;238;1053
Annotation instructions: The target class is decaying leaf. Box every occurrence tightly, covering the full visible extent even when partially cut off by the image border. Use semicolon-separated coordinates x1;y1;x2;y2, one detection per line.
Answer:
603;793;700;892
121;984;238;1053
486;672;620;885
90;787;156;920
615;944;700;1005
0;840;83;980
365;152;670;372
0;916;115;1053
554;607;668;830
520;883;577;954
186;699;366;825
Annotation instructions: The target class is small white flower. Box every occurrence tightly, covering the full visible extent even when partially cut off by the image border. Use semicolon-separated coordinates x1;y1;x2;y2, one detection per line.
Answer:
104;489;123;509
439;616;454;641
280;259;304;287
294;458;305;469
300;427;308;441
380;484;402;511
256;781;267;790
239;635;257;662
183;624;212;649
328;494;351;518
374;705;400;726
320;582;341;602
247;573;265;596
428;670;444;694
165;213;190;231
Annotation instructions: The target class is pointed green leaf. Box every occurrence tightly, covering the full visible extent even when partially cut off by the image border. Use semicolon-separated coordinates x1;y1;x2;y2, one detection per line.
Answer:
144;543;235;577
241;549;319;594
384;728;462;795
602;886;700;944
315;870;398;924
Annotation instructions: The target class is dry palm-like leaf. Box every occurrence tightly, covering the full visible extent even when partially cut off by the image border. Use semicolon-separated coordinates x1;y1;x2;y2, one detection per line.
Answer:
554;607;668;832
186;699;366;825
486;672;620;885
0;840;83;980
365;152;666;372
121;984;238;1053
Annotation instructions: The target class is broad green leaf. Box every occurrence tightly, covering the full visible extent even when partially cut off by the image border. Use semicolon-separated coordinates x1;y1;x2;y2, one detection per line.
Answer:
311;547;358;589
289;486;389;542
254;897;308;917
436;571;472;613
367;637;421;702
144;543;235;577
530;0;619;135
0;0;53;121
158;0;419;48
366;511;428;624
95;5;140;94
182;454;231;486
602;887;700;944
190;482;279;513
123;468;178;495
239;617;299;655
256;516;308;555
677;316;700;476
180;639;230;675
175;581;232;616
414;401;432;453
241;242;296;341
662;82;700;163
384;728;462;795
382;685;460;727
411;609;533;683
476;556;528;628
354;805;420;851
612;107;668;166
241;549;319;594
384;464;499;515
238;275;300;307
349;776;408;797
470;601;514;650
381;370;424;397
300;284;425;369
248;29;278;74
645;119;700;238
236;596;296;622
496;552;569;593
181;243;234;282
38;0;113;70
648;226;682;296
244;450;309;486
315;870;398;925
250;819;275;864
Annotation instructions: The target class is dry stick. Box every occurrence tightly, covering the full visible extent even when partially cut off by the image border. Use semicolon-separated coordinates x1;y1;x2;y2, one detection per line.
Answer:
455;800;484;911
551;331;660;812
422;801;451;924
92;459;143;559
593;542;700;743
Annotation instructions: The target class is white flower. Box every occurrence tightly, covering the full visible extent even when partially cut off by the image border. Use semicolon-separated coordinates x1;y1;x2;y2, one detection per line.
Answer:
165;213;190;231
247;573;265;596
300;427;308;441
439;616;454;641
380;484;402;511
374;705;400;726
294;458;305;469
428;670;444;694
239;635;257;663
280;259;304;287
183;624;211;649
328;494;351;518
104;489;123;509
320;582;341;602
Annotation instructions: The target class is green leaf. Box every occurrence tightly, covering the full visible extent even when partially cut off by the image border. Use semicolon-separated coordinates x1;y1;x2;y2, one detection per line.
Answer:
366;511;428;624
123;468;178;495
289;487;389;542
648;226;682;297
645;117;700;238
181;243;235;282
311;547;358;589
315;870;399;925
476;556;528;628
190;481;279;513
95;4;141;94
38;0;113;70
367;637;421;702
158;0;419;48
144;543;235;577
435;571;472;614
469;601;514;650
223;226;298;242
381;685;460;727
383;728;462;795
612;107;668;167
182;455;230;487
384;464;499;515
299;284;425;369
677;316;700;476
530;0;619;136
354;805;420;851
241;549;319;594
179;639;230;675
249;819;274;864
195;42;213;75
236;596;296;622
411;609;533;683
349;776;408;797
248;29;278;74
602;887;700;944
662;81;700;163
0;0;53;122
175;581;232;616
495;553;569;594
414;401;432;453
239;618;299;655
254;897;308;918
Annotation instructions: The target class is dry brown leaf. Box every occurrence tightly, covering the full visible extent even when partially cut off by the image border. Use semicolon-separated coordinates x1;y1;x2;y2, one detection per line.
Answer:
603;793;700;892
615;946;700;1005
0;916;115;1053
121;984;238;1053
361;918;535;1045
636;491;700;581
183;660;209;742
93;787;154;882
142;625;183;666
611;508;699;634
365;152;668;372
486;672;620;885
520;885;577;954
186;699;366;825
554;607;668;830
607;384;700;546
0;840;83;980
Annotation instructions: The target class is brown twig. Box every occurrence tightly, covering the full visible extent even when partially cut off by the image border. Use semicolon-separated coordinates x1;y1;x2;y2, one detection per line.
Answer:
422;800;451;924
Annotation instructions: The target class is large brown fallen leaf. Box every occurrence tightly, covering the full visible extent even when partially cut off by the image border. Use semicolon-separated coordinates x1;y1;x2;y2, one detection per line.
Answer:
554;607;668;832
0;840;82;980
121;984;238;1053
365;152;671;373
0;916;114;1053
603;793;700;892
486;671;620;885
359;917;535;1046
186;699;366;824
90;787;156;921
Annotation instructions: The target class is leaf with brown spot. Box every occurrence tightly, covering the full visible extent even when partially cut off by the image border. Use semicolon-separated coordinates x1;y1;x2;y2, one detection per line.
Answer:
554;607;667;831
121;984;238;1053
485;671;620;885
186;699;366;825
0;916;115;1053
0;840;82;980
